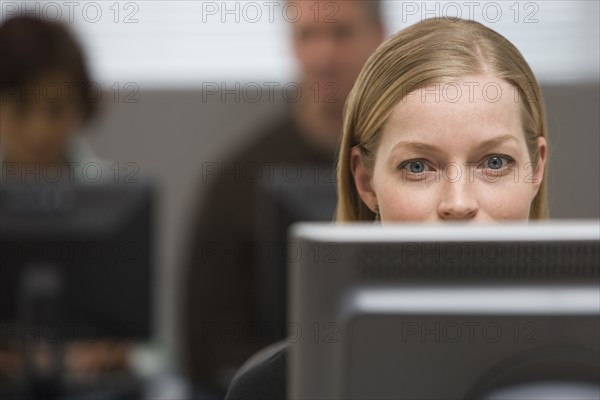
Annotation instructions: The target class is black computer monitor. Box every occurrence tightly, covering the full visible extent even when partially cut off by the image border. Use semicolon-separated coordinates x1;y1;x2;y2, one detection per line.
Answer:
288;221;600;399
254;164;337;336
0;181;154;344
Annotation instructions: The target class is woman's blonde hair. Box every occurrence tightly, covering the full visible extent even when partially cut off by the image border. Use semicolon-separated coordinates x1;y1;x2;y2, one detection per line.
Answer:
336;18;548;221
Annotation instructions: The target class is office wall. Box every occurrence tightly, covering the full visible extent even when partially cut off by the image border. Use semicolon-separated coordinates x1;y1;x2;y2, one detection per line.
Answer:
84;83;600;368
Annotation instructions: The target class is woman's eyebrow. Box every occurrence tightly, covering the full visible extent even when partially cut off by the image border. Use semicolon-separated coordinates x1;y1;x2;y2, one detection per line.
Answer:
474;134;522;151
390;141;441;154
391;135;521;155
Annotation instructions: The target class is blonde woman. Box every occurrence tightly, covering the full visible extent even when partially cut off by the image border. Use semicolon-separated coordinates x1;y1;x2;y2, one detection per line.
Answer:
225;17;548;399
339;18;547;223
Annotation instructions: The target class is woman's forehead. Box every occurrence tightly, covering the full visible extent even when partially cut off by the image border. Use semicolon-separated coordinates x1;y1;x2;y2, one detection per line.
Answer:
380;75;524;149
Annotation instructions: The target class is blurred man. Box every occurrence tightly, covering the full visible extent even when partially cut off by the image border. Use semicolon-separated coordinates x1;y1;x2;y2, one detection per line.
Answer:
182;1;385;396
291;0;385;151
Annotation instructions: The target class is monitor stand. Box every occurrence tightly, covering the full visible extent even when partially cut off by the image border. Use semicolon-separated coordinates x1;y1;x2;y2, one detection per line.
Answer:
18;263;65;400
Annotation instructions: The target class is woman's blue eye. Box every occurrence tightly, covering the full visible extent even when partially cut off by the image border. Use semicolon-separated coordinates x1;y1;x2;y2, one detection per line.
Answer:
400;161;427;174
487;156;503;170
399;160;430;175
408;161;426;173
485;155;514;170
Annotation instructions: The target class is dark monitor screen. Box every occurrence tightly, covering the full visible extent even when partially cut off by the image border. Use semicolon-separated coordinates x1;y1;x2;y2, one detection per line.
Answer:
254;164;337;334
0;182;154;343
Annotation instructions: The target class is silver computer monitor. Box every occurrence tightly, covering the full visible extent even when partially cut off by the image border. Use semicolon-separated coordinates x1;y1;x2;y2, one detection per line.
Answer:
287;221;600;400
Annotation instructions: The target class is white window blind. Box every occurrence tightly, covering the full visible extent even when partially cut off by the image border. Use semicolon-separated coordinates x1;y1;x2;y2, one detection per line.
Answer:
2;1;598;87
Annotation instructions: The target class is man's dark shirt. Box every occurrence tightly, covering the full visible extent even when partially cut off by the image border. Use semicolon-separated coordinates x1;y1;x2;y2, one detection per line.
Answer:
182;107;335;391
